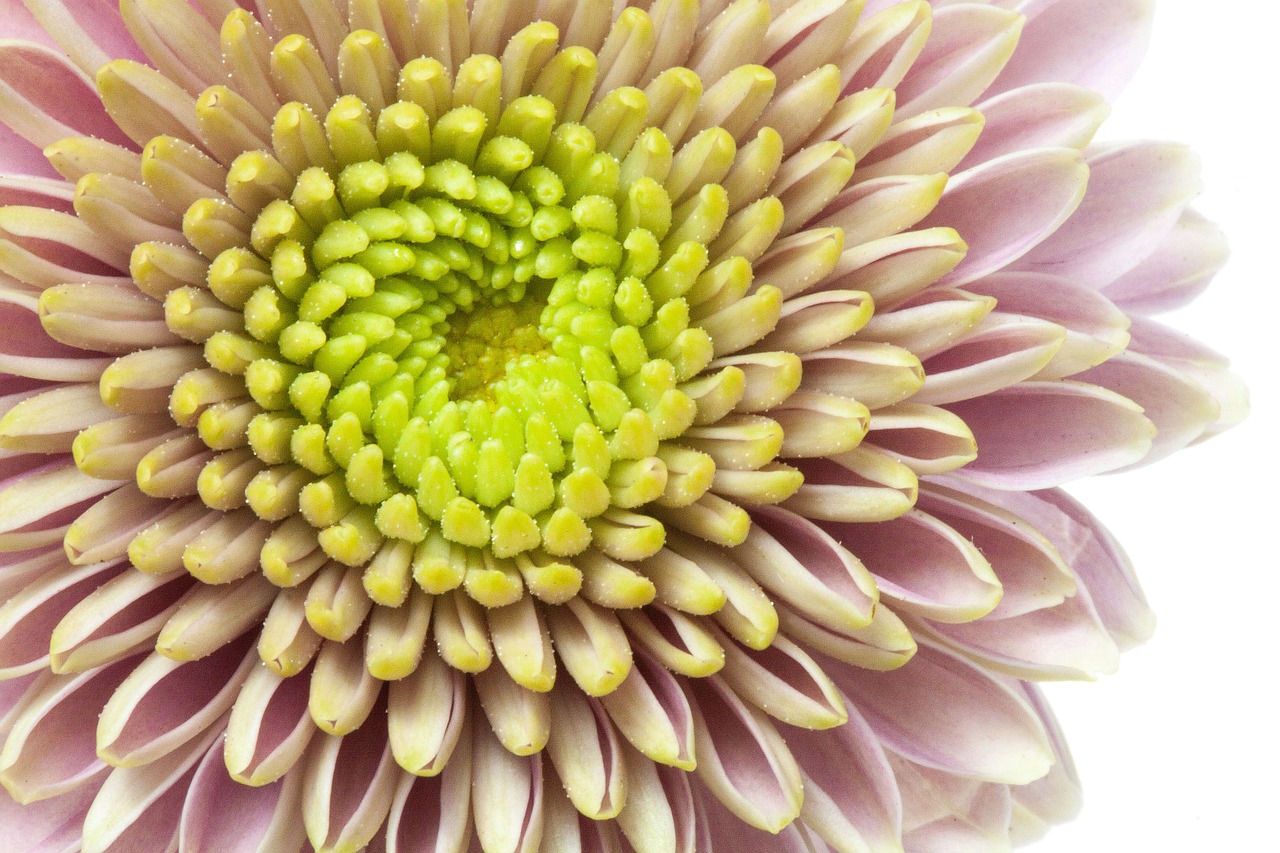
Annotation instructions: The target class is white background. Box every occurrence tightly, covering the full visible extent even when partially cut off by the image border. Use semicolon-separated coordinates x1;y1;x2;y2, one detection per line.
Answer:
1034;1;1279;851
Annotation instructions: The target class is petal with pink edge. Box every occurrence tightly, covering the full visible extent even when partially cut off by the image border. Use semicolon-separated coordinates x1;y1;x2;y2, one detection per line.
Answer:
1008;683;1084;847
18;0;146;75
923;148;1088;287
830;642;1054;785
0;42;129;150
178;735;308;853
470;722;543;853
0;761;102;853
989;0;1155;101
384;717;472;853
894;756;1013;853
945;380;1155;490
1013;141;1202;289
301;709;401;853
961;82;1109;169
893;3;1023;119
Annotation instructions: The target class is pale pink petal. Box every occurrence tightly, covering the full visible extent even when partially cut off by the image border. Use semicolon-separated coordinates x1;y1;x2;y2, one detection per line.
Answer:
81;723;223;853
1125;316;1249;439
385;717;472;853
896;759;1013;853
0;658;133;802
0;176;74;213
828;642;1054;785
0;765;103;853
301;709;401;853
786;701;904;853
223;661;317;786
945;381;1155;489
1;1;55;47
1012;141;1203;289
1101;208;1229;315
0;462;123;557
0;42;131;150
893;3;1023;119
989;0;1154;101
18;0;147;75
914;313;1067;406
687;675;804;834
1075;349;1221;466
923;148;1088;287
960;83;1109;169
0;296;115;382
934;481;1154;650
470;722;542;853
1008;683;1083;846
820;510;1003;624
178;735;308;853
964;271;1132;380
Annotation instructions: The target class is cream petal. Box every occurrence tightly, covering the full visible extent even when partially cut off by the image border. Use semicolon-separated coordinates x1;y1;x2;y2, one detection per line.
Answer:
301;715;401;853
797;343;925;410
714;627;847;730
0;42;129;151
0;383;117;455
618;605;723;679
821;226;965;310
892;3;1022;118
179;737;308;853
854;107;984;182
97;636;254;768
961;83;1108;168
120;0;227;97
831;642;1054;785
944;380;1155;489
857;286;994;360
0;458;124;550
914;312;1066;406
387;646;467;776
0;658;133;803
474;663;550;757
96;59;203;151
786;701;905;853
308;636;381;737
1102;207;1228;315
836;0;931;94
0;206;132;289
737;506;877;633
686;0;771;91
862;402;976;476
545;682;627;820
0;175;75;211
964;271;1131;380
18;0;146;76
471;723;544;853
545;594;634;697
989;0;1154;101
384;719;473;853
637;0;699;89
924;148;1088;287
813;172;947;248
1013;141;1202;289
50;566;191;674
224;660;316;786
779;600;917;672
783;447;919;524
762;0;860;88
81;721;223;853
687;675;803;834
615;753;697;853
598;650;696;771
0;759;100;853
155;573;276;662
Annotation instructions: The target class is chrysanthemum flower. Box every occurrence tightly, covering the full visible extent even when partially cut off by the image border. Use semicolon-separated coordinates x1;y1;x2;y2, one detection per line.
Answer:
0;0;1245;851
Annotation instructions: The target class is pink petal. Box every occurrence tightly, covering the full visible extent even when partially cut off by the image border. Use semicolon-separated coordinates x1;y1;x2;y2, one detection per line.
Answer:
0;42;130;149
470;722;543;853
17;0;147;75
786;701;904;852
1101;208;1228;315
820;509;1003;624
893;3;1024;118
0;658;134;802
0;765;103;853
1008;683;1083;845
963;271;1132;380
989;0;1155;101
1012;141;1202;289
301;709;401;853
915;313;1067;406
687;675;803;834
828;642;1054;785
960;83;1109;169
385;719;472;853
1125;316;1249;440
224;660;317;786
896;758;1013;853
944;380;1155;489
0;295;114;382
923;148;1088;287
1074;349;1221;466
179;735;308;853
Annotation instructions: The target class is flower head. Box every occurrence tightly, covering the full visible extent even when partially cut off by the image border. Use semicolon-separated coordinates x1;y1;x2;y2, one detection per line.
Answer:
0;1;1244;851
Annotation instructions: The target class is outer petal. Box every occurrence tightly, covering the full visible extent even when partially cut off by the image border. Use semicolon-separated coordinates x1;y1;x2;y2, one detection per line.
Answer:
989;0;1154;100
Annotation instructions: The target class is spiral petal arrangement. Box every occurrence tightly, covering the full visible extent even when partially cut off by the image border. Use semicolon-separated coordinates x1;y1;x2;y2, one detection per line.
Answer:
0;2;1244;852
